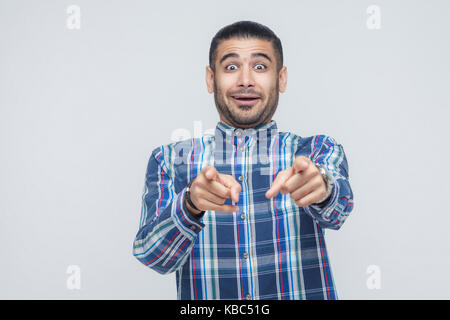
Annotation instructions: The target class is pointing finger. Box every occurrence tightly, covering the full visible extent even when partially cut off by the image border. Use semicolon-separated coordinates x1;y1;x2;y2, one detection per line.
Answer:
218;174;242;203
265;168;294;199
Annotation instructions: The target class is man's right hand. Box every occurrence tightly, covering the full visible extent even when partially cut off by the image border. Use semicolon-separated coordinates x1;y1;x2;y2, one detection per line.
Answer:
185;166;242;216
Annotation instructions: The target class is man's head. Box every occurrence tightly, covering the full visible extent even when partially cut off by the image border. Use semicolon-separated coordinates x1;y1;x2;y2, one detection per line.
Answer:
206;21;287;129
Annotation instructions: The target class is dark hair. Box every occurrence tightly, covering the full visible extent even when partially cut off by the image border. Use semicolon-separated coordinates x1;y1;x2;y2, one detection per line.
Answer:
209;21;283;72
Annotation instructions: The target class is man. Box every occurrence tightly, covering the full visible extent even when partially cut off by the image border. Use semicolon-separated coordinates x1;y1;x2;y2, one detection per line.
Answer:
133;21;354;300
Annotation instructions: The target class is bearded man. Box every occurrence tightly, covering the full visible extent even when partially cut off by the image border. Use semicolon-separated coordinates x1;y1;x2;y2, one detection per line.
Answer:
133;20;354;300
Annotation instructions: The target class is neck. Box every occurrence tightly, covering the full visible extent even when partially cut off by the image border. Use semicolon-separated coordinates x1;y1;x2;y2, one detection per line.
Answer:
219;116;271;129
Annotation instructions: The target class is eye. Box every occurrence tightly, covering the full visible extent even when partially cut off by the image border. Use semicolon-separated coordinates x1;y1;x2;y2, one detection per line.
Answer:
254;64;266;70
226;64;238;71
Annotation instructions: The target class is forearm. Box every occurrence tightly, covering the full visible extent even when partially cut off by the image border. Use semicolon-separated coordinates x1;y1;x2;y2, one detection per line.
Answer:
299;135;354;230
133;188;204;274
133;148;204;274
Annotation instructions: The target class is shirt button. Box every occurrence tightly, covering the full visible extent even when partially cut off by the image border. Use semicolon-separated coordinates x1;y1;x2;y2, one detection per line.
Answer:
235;129;242;137
240;213;246;220
243;252;248;259
246;294;252;300
240;147;245;152
190;225;196;231
238;175;243;182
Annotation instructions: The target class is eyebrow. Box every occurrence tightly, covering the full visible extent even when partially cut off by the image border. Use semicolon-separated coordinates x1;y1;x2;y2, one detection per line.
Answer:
219;52;272;65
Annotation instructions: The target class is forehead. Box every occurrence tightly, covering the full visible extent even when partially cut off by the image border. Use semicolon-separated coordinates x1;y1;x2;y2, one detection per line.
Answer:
216;37;275;61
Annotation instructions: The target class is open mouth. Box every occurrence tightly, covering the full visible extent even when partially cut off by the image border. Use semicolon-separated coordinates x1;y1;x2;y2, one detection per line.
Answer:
231;95;261;106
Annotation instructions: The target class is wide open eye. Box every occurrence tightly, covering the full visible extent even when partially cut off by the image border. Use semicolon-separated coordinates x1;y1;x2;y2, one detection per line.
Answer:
254;64;266;70
226;64;238;71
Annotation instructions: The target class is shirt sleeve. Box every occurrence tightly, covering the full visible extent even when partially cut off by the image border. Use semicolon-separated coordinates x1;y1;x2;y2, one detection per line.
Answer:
132;146;205;274
300;135;355;230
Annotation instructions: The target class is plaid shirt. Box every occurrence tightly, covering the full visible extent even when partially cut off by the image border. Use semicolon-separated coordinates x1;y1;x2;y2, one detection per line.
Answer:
133;120;354;300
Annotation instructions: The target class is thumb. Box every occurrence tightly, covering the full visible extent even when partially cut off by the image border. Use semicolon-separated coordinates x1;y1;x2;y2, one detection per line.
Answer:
204;166;219;181
265;168;294;199
293;157;310;174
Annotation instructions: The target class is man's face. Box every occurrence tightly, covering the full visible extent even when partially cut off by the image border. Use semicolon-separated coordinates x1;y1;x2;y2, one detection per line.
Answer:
206;37;287;129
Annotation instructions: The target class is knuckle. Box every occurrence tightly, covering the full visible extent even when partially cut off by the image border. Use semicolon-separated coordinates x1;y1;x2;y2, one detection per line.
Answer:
292;191;302;200
193;176;204;188
190;183;201;196
314;175;323;186
196;198;207;209
220;187;230;197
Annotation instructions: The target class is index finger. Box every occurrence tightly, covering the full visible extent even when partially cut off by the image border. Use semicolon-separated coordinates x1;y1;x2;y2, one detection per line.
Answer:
208;179;232;199
217;174;242;203
265;168;294;199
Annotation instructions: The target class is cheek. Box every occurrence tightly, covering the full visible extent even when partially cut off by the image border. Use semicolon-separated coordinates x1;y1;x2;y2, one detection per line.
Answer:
216;73;236;89
217;80;236;101
256;76;277;99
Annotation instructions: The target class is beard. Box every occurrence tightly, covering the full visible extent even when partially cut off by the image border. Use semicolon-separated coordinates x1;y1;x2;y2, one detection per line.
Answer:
213;78;279;128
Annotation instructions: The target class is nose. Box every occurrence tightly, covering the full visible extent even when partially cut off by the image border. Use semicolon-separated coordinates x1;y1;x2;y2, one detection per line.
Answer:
237;65;255;88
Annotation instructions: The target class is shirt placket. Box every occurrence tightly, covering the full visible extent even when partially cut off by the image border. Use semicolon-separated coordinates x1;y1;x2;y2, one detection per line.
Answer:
233;129;254;300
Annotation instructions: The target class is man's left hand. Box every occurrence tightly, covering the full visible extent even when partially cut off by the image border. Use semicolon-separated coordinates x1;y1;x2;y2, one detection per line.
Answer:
265;156;329;207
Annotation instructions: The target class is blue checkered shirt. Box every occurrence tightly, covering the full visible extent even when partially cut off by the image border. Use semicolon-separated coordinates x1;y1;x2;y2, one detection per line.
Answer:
133;120;354;300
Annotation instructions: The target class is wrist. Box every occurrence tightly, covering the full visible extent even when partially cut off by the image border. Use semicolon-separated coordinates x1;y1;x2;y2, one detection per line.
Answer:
314;190;332;207
184;181;205;218
184;196;204;217
315;164;334;205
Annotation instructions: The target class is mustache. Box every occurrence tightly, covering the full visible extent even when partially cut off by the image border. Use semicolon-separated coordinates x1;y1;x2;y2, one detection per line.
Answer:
228;89;263;98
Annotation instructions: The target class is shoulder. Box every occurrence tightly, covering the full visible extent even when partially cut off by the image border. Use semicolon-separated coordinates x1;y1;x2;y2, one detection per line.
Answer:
279;131;343;156
148;135;214;174
308;134;342;152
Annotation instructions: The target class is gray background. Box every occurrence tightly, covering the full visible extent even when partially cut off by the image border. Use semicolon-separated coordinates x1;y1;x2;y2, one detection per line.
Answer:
1;0;449;299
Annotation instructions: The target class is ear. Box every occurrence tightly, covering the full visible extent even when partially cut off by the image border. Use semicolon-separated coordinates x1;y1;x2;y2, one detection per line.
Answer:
278;66;287;93
206;65;215;94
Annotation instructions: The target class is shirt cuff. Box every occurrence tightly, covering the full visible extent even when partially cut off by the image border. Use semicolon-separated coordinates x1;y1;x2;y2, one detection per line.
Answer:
309;176;340;218
171;186;205;239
